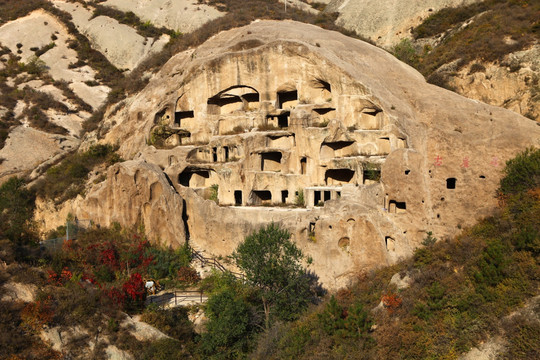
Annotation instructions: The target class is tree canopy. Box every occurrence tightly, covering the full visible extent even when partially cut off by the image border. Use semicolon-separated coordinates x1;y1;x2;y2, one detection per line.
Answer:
232;223;315;326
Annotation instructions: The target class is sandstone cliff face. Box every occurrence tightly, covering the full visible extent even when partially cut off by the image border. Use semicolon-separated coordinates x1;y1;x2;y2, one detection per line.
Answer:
74;161;185;248
54;20;539;290
447;45;540;120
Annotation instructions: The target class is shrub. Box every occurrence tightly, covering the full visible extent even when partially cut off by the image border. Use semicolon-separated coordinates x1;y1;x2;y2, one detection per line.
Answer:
140;307;194;341
0;177;36;245
499;147;540;196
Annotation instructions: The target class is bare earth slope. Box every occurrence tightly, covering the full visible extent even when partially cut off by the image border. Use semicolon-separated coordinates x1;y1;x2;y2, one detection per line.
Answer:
44;20;540;290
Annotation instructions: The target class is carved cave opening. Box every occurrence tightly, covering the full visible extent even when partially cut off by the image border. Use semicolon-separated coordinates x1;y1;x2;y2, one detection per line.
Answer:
178;168;211;187
388;200;407;213
234;190;242;205
277;90;298;109
174;110;194;127
250;190;272;205
281;190;289;203
325;169;355;185
446;177;457;189
261;152;282;171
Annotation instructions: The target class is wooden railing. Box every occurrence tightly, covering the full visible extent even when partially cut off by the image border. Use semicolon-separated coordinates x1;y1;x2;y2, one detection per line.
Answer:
147;289;205;308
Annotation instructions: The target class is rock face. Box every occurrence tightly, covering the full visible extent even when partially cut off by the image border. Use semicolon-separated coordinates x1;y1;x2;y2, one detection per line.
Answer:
53;0;169;71
103;0;225;34
325;0;482;47
447;45;540;120
74;161;185;248
0;126;80;183
62;20;539;290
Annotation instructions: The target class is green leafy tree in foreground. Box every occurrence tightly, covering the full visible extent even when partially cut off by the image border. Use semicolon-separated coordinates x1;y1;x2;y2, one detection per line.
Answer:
0;177;35;244
233;223;314;329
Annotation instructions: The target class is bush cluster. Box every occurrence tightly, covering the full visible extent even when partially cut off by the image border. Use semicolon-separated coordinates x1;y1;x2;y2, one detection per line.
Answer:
33;144;122;202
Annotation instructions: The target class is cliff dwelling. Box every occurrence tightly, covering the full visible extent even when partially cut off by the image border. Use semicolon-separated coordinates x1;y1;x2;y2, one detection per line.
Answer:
78;21;539;290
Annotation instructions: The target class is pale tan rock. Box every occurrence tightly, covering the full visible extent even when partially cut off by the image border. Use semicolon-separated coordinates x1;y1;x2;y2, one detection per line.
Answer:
122;314;170;342
0;126;80;182
45;20;539;290
53;0;169;71
103;0;225;34
325;0;482;47
71;160;186;248
448;45;540;120
1;281;38;302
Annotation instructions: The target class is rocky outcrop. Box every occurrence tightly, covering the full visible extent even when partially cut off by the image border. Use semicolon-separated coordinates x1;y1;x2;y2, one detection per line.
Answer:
447;45;540;120
53;20;539;290
71;160;185;248
325;0;482;47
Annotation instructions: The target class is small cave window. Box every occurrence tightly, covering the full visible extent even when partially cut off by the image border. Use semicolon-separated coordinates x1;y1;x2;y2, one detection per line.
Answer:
277;90;298;109
479;175;486;179
405;169;410;175
388;200;407;213
278;112;289;128
261;152;282;171
325;169;355;185
314;191;322;206
251;190;272;205
325;141;354;151
313;108;335;115
446;178;457;189
224;146;229;161
300;157;307;174
385;236;396;252
178;169;211;187
212;147;217;162
174;110;194;127
363;165;381;183
309;222;316;233
324;190;331;201
281;190;289;203
234;190;242;205
363;108;382;116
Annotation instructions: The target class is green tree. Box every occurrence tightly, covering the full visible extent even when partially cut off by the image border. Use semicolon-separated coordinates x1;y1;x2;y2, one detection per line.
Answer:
232;223;314;329
200;287;253;358
0;177;35;244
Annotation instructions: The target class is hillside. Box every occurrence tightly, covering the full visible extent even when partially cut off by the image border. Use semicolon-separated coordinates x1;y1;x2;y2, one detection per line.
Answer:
0;1;538;359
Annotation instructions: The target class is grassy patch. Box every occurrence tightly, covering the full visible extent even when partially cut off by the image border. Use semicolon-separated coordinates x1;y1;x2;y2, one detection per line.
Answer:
33;144;122;202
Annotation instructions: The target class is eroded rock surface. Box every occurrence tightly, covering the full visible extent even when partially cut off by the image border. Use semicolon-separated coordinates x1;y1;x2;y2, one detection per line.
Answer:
325;0;482;47
103;0;225;34
0;126;80;182
53;20;539;290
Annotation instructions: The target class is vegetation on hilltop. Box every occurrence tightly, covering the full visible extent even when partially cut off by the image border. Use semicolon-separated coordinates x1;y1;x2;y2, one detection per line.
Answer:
394;0;540;89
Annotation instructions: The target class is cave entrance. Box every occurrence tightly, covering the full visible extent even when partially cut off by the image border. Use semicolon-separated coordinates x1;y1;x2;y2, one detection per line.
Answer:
174;110;194;127
234;190;242;205
277;90;298;109
261;152;282;171
325;169;355;185
251;190;272;206
281;190;289;204
388;200;407;214
178;169;211;187
300;157;307;174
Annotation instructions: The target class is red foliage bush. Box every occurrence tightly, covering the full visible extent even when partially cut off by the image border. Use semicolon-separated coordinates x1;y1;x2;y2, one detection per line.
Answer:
177;266;201;285
123;273;146;301
20;297;54;332
382;293;403;314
